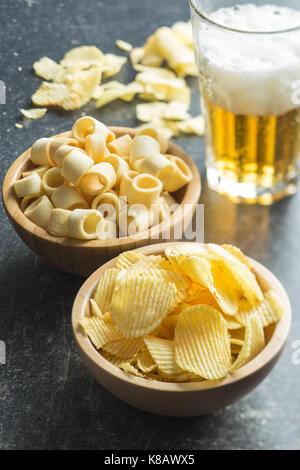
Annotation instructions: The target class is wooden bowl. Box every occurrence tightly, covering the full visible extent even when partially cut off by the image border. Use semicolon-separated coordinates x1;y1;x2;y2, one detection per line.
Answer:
72;242;291;417
2;128;201;277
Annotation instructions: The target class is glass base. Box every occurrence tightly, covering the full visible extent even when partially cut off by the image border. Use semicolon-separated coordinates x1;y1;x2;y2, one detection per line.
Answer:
206;168;298;205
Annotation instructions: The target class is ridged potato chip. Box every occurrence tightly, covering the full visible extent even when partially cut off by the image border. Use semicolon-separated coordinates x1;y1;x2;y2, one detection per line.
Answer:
113;251;143;270
153;315;178;340
90;298;103;318
93;268;119;313
222;244;254;271
101;351;127;368
136;347;157;373
136;101;190;122
33;57;64;81
174;305;231;379
235;290;284;327
79;316;120;349
177;255;239;316
103;338;144;359
230;314;265;372
102;53;127;77
110;276;176;338
208;244;263;303
60;46;103;68
143;336;185;377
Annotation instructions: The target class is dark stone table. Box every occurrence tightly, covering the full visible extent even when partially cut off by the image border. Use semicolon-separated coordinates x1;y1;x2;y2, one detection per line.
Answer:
0;0;299;450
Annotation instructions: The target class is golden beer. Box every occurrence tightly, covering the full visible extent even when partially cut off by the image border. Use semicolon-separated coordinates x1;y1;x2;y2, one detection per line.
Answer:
190;1;300;203
203;97;300;190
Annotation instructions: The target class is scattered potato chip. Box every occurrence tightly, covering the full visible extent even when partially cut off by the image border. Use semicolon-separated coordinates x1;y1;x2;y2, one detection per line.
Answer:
136;70;191;105
230;314;265;372
33;57;64;81
102;53;127;77
110;275;176;338
20;108;47;120
175;115;205;136
93;268;119;313
95;80;142;108
116;39;133;52
32;82;70;107
174;305;231;379
79;316;120;349
136;101;190;122
60;45;103;68
103;338;144;359
171;21;194;48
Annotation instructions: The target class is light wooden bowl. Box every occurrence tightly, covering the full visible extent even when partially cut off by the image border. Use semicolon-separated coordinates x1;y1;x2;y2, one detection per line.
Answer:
2;128;201;277
72;242;291;417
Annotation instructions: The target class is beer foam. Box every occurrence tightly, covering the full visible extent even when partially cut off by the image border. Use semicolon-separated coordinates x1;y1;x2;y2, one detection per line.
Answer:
197;4;300;115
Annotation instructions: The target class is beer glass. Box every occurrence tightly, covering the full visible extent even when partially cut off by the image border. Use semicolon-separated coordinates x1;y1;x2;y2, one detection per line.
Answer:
190;0;300;204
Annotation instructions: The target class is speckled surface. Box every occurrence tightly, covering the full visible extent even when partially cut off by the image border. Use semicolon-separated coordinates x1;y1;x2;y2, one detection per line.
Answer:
0;0;299;450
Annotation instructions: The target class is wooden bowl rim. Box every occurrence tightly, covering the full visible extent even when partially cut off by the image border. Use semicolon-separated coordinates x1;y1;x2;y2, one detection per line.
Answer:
2;128;201;249
72;242;292;392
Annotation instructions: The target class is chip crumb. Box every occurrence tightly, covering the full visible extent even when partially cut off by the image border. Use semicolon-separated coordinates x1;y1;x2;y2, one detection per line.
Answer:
18;66;23;71
116;39;133;52
15;123;23;129
20;108;47;120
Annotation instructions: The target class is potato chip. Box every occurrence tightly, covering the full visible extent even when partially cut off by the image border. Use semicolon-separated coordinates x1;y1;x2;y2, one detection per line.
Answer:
143;336;184;377
93;268;119;313
116;39;133;52
32;82;70;107
177;255;239;316
230;314;265;372
95;80;142;108
208;243;263;302
102;53;127;77
20;108;47;120
121;361;146;378
135;120;175;140
174;305;231;379
175;115;205;136
90;298;103;318
130;47;145;65
171;21;194;48
127;255;165;271
136;347;157;373
222;244;254;271
101;351;127;368
79;316;120;349
110;276;176;338
235;290;284;327
60;46;103;68
165;243;206;262
103;338;144;359
33;57;64;81
136;101;190;122
136;70;190;105
153;315;178;340
113;251;143;270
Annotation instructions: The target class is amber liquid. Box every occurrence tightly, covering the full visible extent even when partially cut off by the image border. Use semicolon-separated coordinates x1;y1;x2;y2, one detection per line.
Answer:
204;98;300;188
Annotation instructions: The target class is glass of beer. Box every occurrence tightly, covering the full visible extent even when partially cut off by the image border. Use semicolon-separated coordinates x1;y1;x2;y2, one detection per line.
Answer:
190;0;300;204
